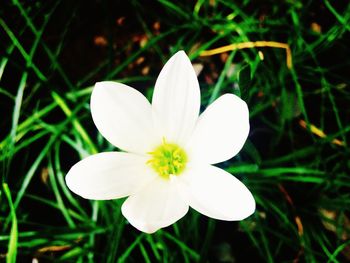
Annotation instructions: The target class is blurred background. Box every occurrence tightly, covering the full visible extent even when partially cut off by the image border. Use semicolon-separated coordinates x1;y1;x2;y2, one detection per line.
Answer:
1;0;349;262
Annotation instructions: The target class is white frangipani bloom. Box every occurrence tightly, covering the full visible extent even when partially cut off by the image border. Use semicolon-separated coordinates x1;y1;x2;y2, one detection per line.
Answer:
66;51;255;233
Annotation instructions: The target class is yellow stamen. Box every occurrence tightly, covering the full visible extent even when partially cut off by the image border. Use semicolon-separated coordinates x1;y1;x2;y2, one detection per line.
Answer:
147;139;187;179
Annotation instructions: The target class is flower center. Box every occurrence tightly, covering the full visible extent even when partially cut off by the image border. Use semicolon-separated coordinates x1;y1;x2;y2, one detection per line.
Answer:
147;138;187;179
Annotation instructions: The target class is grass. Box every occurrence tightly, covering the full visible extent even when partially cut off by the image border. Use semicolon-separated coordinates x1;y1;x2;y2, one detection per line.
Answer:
1;0;350;262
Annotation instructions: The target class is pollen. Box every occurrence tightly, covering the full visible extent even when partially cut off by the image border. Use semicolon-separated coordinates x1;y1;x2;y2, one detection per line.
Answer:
147;138;187;179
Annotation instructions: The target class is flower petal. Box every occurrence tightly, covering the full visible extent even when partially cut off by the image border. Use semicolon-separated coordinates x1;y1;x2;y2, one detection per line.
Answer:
152;51;200;144
178;165;255;221
187;94;249;164
91;81;158;154
121;177;189;233
66;152;156;200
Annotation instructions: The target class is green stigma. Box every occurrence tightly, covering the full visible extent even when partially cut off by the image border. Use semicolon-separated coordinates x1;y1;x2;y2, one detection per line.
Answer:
147;138;187;179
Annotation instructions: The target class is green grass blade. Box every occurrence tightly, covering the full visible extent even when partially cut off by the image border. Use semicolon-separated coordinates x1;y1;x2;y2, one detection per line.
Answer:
3;183;18;263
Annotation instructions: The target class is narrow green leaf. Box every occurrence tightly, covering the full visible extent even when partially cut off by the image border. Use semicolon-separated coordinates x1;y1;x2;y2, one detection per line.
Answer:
3;183;18;263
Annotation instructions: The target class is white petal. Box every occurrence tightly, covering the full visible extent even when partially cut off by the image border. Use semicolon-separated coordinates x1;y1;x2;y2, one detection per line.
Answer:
152;51;200;144
66;152;156;200
187;94;249;164
121;177;189;233
91;81;158;154
178;165;255;221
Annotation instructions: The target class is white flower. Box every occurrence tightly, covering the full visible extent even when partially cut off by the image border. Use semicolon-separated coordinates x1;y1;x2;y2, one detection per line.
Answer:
66;51;255;233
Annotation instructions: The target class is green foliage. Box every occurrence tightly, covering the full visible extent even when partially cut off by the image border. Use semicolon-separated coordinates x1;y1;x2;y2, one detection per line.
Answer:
1;0;350;262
